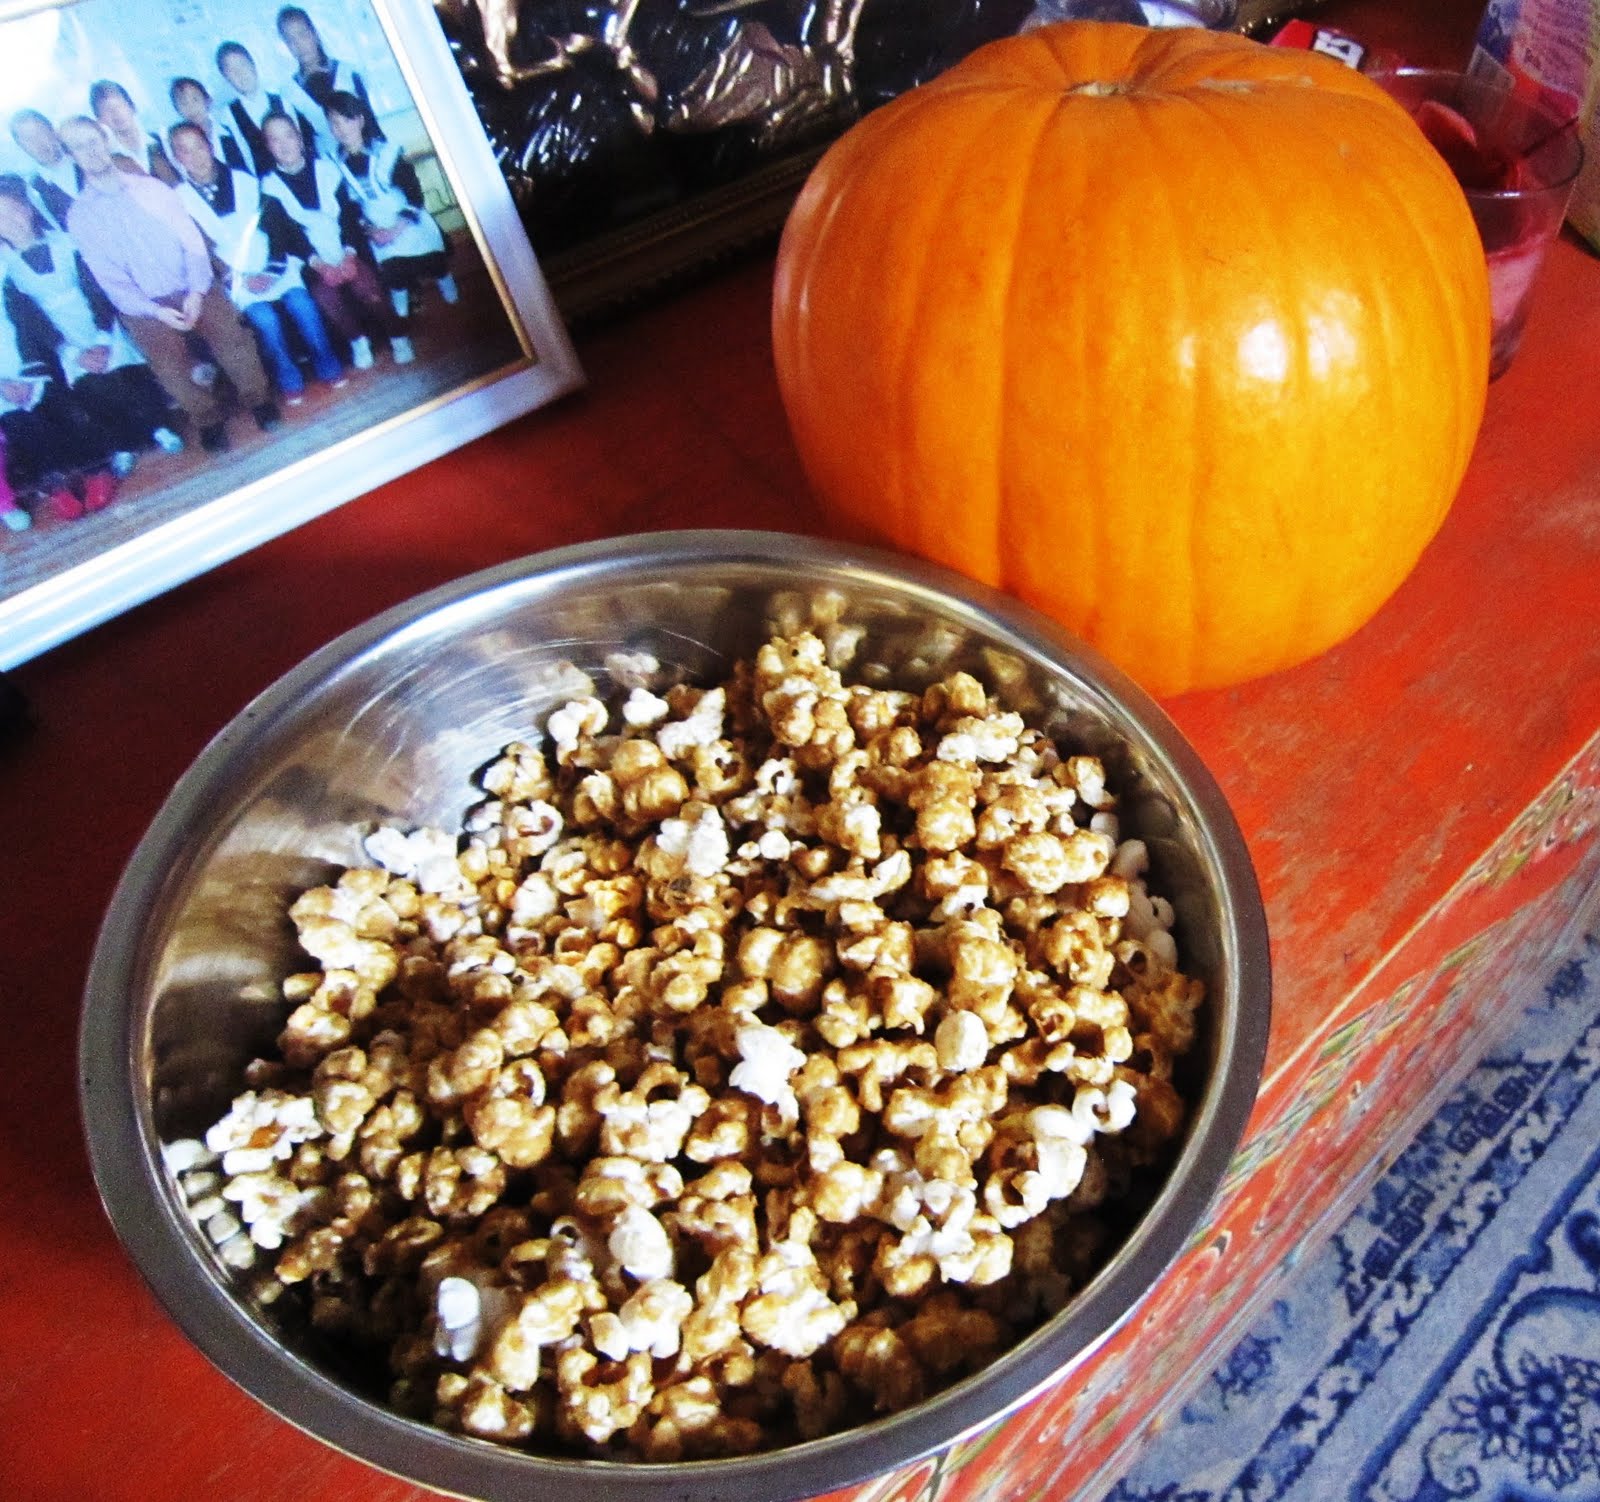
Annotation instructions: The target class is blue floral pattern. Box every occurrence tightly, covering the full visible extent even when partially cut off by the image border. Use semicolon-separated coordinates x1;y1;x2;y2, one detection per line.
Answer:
1103;929;1600;1502
1213;1332;1285;1410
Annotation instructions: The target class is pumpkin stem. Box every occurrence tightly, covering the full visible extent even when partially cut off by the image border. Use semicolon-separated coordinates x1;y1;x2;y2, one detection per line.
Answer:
1066;81;1129;97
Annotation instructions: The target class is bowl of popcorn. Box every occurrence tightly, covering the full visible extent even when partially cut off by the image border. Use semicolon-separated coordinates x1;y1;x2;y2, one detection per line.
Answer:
81;530;1269;1501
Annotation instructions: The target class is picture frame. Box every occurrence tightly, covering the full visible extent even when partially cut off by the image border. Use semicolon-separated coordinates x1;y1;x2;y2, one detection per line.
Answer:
0;0;583;669
434;0;1307;323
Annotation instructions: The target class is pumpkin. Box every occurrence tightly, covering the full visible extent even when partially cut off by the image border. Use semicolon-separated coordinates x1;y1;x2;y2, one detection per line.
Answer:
772;23;1491;696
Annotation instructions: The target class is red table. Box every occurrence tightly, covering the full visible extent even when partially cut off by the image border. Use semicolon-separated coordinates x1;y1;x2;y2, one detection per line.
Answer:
5;3;1599;1498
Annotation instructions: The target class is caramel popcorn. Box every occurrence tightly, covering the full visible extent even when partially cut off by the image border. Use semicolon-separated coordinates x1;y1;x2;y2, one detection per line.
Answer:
194;627;1203;1460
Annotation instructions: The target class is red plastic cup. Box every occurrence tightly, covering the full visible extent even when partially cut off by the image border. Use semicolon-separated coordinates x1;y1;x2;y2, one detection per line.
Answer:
1370;67;1585;379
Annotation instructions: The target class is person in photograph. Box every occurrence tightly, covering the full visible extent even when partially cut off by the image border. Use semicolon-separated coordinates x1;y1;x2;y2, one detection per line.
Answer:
8;111;82;232
276;5;382;156
259;111;405;367
89;80;180;186
215;41;317;174
169;124;343;406
0;177;181;463
0;279;121;523
58;115;279;453
170;77;249;176
325;91;457;328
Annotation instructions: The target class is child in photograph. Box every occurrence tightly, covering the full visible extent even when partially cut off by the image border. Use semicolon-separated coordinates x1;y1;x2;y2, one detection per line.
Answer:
215;40;317;175
276;5;382;159
89;80;180;186
0;281;121;523
8;111;81;232
0;177;181;461
259;111;406;366
325;91;457;328
170;77;250;176
169;124;343;405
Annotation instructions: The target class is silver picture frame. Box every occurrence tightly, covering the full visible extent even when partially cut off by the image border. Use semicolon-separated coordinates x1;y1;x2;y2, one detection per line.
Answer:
0;0;583;668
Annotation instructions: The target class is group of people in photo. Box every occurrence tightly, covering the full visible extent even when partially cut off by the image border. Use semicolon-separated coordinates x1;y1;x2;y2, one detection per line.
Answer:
1;5;457;536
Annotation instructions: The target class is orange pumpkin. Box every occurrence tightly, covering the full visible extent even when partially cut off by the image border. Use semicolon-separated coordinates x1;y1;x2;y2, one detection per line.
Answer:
772;23;1491;697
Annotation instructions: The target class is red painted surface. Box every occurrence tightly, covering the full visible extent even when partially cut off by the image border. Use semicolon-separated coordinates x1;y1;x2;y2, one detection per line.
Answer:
2;1;1597;1497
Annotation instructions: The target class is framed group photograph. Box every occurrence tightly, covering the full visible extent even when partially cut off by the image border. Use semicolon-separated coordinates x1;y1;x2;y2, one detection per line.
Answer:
0;0;583;669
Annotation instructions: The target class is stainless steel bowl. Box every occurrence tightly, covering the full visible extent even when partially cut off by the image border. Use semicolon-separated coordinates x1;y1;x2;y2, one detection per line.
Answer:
81;529;1270;1502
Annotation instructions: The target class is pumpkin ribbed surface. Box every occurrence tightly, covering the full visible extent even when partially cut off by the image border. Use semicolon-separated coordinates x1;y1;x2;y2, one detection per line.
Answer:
772;23;1491;696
